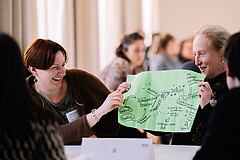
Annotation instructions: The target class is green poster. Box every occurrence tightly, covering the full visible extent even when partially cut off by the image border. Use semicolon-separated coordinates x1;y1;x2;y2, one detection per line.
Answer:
118;69;205;132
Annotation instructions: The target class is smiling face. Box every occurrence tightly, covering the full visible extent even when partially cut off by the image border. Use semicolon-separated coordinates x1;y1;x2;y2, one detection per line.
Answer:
165;39;178;57
34;51;66;90
182;41;194;60
124;39;146;67
193;34;224;79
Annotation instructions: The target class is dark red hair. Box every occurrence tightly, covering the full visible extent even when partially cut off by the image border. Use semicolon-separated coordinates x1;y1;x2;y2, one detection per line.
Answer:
24;39;68;70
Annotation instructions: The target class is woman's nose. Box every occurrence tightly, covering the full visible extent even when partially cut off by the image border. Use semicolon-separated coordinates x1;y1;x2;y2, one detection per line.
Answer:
59;66;66;75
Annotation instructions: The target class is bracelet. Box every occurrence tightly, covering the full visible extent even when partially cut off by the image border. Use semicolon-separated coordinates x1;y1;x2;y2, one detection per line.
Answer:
91;109;99;122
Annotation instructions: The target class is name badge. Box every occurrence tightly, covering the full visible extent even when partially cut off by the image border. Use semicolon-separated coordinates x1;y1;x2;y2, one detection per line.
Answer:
66;109;79;123
210;100;217;107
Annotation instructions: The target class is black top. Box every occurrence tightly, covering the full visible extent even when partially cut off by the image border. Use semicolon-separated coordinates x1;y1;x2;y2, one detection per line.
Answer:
181;60;201;73
193;87;240;159
149;72;228;145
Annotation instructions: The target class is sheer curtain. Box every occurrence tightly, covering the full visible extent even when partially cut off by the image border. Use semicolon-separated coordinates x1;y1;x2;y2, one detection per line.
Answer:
0;0;38;54
75;0;145;74
98;0;145;72
36;0;103;72
0;0;147;74
35;0;147;74
1;0;240;74
36;0;76;68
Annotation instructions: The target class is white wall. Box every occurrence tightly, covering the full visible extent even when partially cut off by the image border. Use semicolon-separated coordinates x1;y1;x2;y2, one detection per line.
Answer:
152;0;240;42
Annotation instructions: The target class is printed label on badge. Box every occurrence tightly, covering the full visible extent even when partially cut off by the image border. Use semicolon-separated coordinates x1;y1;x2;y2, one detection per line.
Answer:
66;109;79;123
210;100;217;107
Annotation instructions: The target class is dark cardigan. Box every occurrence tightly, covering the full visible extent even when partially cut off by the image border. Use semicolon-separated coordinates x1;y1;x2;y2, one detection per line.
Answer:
27;69;120;144
194;87;240;159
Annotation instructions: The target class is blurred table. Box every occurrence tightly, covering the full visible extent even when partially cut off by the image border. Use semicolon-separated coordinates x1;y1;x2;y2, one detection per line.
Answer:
64;144;200;160
64;145;81;160
153;144;200;160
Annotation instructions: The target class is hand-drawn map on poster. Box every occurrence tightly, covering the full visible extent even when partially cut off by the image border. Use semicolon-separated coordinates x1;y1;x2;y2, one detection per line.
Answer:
118;69;205;132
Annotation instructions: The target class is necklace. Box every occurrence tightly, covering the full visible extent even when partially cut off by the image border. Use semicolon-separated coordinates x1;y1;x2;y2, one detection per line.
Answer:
35;82;47;98
35;83;55;103
35;81;65;105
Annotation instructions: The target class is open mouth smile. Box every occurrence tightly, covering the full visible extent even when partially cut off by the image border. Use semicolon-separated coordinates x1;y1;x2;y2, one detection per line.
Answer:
52;77;62;81
199;67;207;72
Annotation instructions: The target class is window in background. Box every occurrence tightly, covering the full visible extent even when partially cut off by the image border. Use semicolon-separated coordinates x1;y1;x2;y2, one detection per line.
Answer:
142;0;152;47
36;0;64;42
98;0;108;71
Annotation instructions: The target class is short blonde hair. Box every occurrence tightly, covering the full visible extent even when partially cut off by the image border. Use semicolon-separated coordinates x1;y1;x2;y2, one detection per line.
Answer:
196;25;231;52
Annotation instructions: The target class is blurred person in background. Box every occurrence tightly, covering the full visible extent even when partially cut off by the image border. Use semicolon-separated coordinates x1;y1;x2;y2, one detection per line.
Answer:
149;33;182;143
147;33;161;62
180;37;201;73
150;33;182;71
99;32;148;91
99;32;148;138
178;38;195;64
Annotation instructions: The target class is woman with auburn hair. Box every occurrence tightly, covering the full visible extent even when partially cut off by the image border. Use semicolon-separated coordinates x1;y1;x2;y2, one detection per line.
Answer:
24;39;127;144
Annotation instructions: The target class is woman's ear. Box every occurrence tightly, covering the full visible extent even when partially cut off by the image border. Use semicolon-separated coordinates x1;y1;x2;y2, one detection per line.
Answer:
29;66;38;77
220;54;225;64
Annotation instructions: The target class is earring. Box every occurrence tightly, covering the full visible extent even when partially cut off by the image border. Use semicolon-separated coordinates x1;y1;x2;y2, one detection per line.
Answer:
34;77;38;83
220;59;225;71
221;64;225;71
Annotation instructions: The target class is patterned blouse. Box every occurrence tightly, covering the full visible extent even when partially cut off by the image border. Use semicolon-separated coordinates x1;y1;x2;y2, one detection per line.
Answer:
98;57;148;91
0;115;66;160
